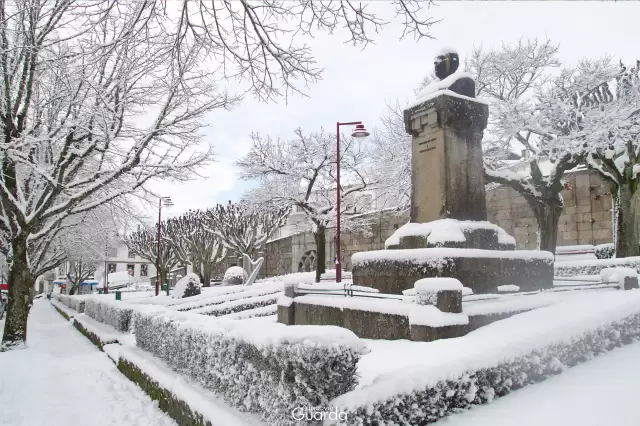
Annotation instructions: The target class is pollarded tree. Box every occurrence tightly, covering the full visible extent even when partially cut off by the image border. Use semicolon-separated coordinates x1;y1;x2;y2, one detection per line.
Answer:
165;210;227;287
205;203;289;283
124;223;179;292
581;61;640;257
238;128;381;282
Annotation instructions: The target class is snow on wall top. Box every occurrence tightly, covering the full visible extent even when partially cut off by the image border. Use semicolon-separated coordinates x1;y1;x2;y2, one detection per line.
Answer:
408;305;468;327
384;219;516;249
294;295;408;316
353;247;554;265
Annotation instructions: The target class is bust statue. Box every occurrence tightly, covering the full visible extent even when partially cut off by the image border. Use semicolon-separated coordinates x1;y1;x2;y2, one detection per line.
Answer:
434;50;476;98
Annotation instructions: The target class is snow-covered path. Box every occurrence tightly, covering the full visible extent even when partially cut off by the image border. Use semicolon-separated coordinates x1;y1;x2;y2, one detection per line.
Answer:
0;300;176;426
442;340;640;426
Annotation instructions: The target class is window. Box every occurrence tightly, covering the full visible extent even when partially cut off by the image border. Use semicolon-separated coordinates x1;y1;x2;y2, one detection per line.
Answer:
126;264;135;276
107;263;117;273
128;250;135;259
140;264;148;277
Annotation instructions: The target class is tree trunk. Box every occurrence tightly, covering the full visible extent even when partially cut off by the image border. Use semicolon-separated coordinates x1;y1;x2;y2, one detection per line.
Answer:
614;184;639;258
201;261;212;287
530;202;562;253
1;235;32;351
313;227;326;283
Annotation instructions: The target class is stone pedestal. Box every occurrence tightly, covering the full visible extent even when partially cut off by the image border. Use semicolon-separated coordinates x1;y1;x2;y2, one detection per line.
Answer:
352;92;554;295
404;94;489;223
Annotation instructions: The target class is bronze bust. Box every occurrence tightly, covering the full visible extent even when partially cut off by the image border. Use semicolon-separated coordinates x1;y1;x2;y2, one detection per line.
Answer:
434;50;475;98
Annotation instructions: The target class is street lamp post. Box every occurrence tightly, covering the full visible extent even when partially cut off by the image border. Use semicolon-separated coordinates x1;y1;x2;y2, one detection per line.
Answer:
335;122;370;283
156;196;174;296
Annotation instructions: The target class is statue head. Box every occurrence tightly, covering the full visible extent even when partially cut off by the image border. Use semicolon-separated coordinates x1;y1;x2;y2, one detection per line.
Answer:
434;51;460;80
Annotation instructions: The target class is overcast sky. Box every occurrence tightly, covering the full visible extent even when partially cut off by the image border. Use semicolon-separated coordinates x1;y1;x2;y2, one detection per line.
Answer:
149;1;640;217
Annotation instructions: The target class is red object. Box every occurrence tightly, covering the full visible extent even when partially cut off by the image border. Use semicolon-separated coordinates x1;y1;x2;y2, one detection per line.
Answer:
156;198;162;296
335;121;367;284
0;283;7;291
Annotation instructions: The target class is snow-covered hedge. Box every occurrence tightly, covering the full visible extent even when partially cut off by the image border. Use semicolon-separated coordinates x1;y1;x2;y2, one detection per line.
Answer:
223;266;245;285
329;291;640;425
57;294;86;313
133;306;364;425
84;298;133;332
172;273;202;299
554;257;640;277
595;243;615;259
190;292;281;317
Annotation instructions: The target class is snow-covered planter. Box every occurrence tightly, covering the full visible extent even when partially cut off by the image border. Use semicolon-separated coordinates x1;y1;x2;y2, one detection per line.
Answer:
84;298;133;332
222;266;245;285
329;291;640;425
595;243;615;259
133;306;364;425
554;257;640;277
172;273;202;299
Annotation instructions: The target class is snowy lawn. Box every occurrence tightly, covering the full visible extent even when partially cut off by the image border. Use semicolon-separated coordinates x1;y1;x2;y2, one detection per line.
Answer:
441;340;640;426
0;300;176;426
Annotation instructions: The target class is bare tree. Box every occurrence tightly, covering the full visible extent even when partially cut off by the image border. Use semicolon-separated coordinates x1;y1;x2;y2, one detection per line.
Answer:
206;202;289;283
238;128;380;282
165;210;227;287
582;61;640;257
0;0;440;351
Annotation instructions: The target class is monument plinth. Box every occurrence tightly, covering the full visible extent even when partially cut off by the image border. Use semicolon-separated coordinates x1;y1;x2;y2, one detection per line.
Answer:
405;94;488;223
352;49;553;295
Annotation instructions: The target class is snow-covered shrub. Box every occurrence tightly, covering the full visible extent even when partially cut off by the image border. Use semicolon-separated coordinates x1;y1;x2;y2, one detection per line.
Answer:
595;243;615;259
329;292;640;425
191;292;281;317
58;295;86;313
133;306;364;425
173;281;283;311
84;298;133;332
223;266;245;285
172;273;202;299
554;257;640;277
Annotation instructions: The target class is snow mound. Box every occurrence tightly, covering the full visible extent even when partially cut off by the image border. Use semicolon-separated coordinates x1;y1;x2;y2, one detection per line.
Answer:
172;273;202;299
415;277;463;292
385;219;516;249
600;267;638;289
223;266;245;285
497;285;520;293
409;304;469;327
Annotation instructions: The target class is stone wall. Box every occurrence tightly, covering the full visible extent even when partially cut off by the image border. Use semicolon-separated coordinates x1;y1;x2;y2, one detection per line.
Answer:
251;169;615;277
486;169;613;249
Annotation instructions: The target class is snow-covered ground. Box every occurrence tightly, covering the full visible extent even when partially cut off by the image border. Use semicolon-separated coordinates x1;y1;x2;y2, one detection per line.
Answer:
442;340;640;426
0;300;176;426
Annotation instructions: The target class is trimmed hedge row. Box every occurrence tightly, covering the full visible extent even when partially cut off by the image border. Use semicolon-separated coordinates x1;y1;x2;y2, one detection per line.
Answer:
134;307;363;425
554;257;640;277
118;359;213;426
84;298;133;332
57;294;86;313
195;293;281;317
331;313;640;425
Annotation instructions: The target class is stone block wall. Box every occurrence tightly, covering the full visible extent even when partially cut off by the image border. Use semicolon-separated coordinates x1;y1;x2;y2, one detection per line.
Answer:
487;169;613;249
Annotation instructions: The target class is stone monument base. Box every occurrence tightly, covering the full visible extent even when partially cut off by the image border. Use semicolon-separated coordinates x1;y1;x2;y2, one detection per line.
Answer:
352;219;554;295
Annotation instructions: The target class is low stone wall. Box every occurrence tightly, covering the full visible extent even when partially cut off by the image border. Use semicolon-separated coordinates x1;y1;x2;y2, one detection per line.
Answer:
352;253;553;294
283;297;533;342
294;301;411;340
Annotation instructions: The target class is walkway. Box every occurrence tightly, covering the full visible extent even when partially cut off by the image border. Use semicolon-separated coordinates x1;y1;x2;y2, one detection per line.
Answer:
0;300;176;426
